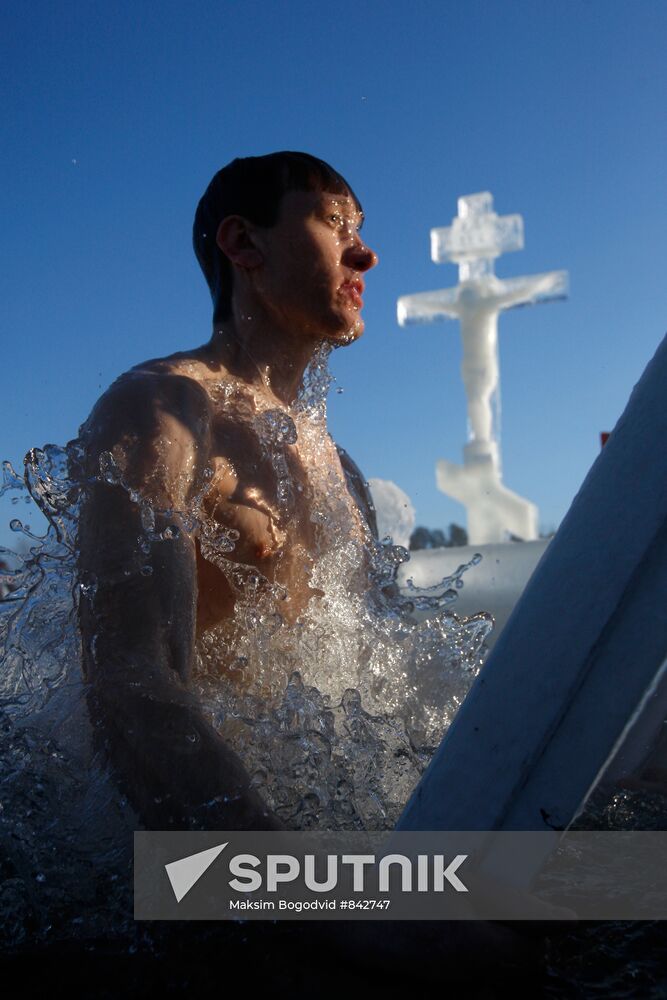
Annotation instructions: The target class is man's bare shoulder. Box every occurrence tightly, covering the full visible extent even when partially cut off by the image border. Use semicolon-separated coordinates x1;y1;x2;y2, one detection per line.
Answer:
128;345;223;380
78;350;222;502
81;351;216;441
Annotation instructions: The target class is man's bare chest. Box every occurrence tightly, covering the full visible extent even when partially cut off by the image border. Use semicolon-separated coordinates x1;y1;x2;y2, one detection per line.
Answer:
199;403;330;562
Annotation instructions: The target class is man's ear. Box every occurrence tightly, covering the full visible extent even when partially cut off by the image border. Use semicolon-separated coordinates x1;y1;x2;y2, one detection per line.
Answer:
215;216;263;269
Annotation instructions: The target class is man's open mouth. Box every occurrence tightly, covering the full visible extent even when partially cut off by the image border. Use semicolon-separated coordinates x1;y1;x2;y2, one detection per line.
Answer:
340;281;364;309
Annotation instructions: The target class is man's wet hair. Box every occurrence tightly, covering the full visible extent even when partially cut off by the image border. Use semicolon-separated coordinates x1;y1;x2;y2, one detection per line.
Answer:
193;151;362;322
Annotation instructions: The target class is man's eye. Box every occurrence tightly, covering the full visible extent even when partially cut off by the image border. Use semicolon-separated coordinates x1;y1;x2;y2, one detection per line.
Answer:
329;214;360;236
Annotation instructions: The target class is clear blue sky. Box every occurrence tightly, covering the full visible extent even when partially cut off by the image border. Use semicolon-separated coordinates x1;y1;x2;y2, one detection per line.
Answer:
2;0;666;549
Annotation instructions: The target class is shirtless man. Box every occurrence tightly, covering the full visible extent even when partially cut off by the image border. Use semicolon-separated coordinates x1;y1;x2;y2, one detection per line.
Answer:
77;152;378;831
75;153;562;984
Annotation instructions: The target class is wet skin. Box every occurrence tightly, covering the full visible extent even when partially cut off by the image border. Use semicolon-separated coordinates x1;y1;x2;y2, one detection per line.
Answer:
77;188;378;830
75;183;562;978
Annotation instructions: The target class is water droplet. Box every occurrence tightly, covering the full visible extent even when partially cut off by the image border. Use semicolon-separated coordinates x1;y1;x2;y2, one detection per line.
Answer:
257;410;297;445
230;656;248;675
140;504;155;534
251;768;268;787
99;451;122;485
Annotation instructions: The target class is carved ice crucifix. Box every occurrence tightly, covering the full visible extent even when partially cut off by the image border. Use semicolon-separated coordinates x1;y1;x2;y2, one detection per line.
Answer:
397;192;568;544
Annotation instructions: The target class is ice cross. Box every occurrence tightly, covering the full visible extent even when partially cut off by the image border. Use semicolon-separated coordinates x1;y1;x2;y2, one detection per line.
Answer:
397;193;568;544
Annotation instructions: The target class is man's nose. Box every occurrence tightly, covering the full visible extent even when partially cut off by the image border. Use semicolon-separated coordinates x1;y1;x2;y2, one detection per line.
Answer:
344;239;378;272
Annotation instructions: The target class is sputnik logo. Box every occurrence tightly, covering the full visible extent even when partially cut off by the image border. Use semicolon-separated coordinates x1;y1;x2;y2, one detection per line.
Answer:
165;843;469;902
165;842;228;903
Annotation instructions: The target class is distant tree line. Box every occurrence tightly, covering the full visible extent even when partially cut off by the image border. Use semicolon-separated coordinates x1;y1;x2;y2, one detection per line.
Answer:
408;524;557;550
409;523;468;550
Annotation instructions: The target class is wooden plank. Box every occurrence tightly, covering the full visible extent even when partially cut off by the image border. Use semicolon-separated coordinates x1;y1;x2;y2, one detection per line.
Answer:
396;334;667;860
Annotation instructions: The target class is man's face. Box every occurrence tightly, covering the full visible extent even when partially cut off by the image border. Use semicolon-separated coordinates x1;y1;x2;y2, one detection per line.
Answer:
253;188;378;344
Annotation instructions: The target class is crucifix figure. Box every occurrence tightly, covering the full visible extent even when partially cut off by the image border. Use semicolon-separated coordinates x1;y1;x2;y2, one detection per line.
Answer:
397;192;568;545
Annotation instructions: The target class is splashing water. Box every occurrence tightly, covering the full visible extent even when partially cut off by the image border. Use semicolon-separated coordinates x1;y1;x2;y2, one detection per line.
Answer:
0;444;139;949
0;345;491;950
2;348;666;992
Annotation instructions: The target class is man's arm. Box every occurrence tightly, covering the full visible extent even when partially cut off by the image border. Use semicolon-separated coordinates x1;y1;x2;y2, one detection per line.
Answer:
77;372;281;830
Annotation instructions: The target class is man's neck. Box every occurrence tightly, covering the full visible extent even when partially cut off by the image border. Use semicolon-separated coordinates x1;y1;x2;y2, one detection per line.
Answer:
206;315;323;409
